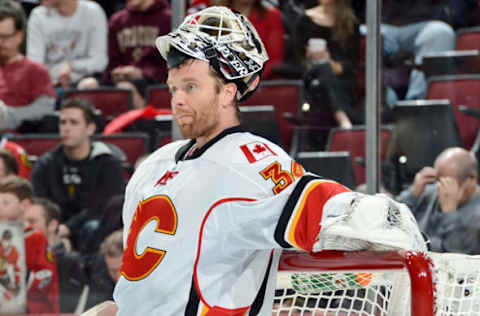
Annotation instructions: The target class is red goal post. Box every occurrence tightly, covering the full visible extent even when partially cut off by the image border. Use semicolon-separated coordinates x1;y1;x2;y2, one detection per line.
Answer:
274;250;438;316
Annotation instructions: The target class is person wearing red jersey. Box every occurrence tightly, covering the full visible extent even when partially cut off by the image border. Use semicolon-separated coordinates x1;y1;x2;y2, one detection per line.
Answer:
0;175;59;313
1;140;30;180
0;124;32;180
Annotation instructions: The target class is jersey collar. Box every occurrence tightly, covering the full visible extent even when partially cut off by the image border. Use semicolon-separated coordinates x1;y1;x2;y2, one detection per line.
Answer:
175;125;245;162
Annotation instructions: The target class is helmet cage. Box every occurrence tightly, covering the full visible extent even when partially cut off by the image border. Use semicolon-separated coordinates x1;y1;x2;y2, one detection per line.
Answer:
156;6;269;83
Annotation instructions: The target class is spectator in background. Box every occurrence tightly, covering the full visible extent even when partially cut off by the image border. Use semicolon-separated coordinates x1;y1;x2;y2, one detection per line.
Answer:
0;102;32;179
381;0;455;100
23;197;70;252
23;197;88;314
187;0;285;80
87;194;124;254
85;229;123;310
397;147;480;254
0;0;56;133
26;0;108;89
31;98;125;254
0;175;59;313
0;148;18;178
353;0;455;100
79;0;171;109
294;0;360;129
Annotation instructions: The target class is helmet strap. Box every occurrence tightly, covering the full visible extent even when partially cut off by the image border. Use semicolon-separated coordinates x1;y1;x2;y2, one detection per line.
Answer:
236;72;261;102
204;46;221;75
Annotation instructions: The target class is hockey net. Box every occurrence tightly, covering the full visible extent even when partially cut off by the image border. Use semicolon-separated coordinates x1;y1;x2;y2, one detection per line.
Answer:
273;250;480;316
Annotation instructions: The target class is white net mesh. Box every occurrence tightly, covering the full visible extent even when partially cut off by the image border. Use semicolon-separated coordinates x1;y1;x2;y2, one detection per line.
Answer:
430;253;480;315
273;270;410;316
273;251;480;316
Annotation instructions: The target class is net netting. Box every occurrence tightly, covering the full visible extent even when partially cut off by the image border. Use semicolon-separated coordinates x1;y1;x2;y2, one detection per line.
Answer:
273;251;480;316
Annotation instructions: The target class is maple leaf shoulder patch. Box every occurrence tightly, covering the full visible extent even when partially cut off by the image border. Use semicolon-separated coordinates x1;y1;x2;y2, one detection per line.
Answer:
240;142;277;163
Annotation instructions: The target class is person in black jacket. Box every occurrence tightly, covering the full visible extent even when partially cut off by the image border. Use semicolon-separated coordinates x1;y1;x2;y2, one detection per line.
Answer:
84;229;123;310
31;98;125;254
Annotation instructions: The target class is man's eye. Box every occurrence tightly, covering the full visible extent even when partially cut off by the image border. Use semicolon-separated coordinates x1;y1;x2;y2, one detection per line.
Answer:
186;84;196;92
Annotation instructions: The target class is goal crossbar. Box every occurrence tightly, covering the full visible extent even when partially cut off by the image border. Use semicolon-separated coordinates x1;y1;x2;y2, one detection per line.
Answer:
276;250;434;316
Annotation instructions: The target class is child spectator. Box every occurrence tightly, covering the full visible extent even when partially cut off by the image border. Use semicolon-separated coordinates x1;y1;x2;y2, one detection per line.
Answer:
0;175;59;313
23;197;87;313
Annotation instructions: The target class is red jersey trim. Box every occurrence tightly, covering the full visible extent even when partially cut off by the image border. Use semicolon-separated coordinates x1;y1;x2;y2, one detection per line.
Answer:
194;197;257;313
274;176;350;251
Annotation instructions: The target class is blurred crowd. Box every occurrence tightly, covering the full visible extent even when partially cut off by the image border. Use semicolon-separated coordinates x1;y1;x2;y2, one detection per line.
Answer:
0;0;479;313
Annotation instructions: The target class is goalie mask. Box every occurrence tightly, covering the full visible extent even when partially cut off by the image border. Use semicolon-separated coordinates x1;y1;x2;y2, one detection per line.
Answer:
155;6;269;102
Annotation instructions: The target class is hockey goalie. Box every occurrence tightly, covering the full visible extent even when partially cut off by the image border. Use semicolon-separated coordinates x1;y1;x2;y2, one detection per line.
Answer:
82;5;428;316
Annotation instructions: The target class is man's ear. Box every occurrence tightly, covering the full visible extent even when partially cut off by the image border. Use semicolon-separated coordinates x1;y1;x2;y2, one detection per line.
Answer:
249;75;260;93
87;122;96;136
48;218;59;234
222;82;238;107
17;31;25;46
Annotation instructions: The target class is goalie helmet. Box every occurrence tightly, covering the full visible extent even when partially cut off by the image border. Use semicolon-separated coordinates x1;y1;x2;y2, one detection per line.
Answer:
155;6;269;102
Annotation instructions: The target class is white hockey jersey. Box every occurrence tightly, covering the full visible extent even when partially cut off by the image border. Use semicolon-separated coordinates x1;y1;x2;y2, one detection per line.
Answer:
113;126;350;316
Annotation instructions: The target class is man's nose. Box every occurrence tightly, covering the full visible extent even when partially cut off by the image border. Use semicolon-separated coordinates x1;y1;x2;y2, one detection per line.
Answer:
171;91;186;109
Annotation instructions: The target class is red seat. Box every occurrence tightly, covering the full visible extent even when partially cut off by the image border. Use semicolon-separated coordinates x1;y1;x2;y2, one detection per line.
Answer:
95;133;149;169
325;125;393;185
64;88;133;119
7;134;61;158
426;74;480;149
146;84;170;109
241;80;302;150
9;133;149;179
455;27;480;51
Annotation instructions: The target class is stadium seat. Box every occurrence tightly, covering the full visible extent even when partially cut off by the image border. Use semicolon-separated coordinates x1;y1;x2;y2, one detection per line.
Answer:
239;105;284;147
7;133;148;178
7;134;61;159
94;133;150;170
385;100;463;194
289;125;332;157
295;151;357;189
325;125;393;186
455;26;480;51
63;88;133;120
241;80;303;150
426;74;480;149
145;84;170;109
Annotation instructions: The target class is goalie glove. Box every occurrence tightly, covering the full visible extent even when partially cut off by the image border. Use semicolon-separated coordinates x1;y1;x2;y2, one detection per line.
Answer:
313;192;428;253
